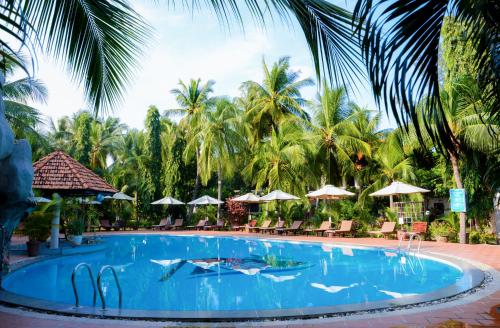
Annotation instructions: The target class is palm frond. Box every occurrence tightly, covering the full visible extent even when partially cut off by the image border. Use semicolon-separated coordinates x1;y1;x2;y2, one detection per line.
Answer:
16;0;151;113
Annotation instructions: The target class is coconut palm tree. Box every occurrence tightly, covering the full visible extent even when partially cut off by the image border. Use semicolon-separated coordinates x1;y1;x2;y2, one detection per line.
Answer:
353;1;499;149
187;98;244;218
243;118;317;196
410;78;500;243
168;78;215;204
350;105;383;189
309;84;370;186
89;117;127;172
359;131;416;204
243;57;314;138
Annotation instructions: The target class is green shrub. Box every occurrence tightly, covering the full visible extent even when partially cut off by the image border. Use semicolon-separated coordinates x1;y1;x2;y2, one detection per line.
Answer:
429;221;454;240
469;226;496;244
67;217;85;236
24;211;52;242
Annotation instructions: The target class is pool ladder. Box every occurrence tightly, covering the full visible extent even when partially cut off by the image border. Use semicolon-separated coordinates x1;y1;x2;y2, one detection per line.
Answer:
398;233;422;254
71;263;122;310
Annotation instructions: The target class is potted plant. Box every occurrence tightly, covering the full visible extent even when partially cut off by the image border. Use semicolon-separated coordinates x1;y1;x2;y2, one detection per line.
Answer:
67;217;85;245
429;221;452;243
24;211;52;257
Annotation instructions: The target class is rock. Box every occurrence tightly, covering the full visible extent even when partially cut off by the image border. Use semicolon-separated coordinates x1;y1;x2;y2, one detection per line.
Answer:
0;140;34;205
0;88;14;160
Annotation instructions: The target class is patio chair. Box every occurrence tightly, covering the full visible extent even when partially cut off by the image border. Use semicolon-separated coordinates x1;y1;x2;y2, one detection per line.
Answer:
170;219;184;230
152;218;171;231
239;219;257;232
112;219;125;231
251;220;271;233
407;221;428;240
274;220;292;235
260;220;284;234
191;219;207;230
205;219;225;231
304;221;331;236
368;221;396;239
326;220;353;237
280;220;303;235
99;219;112;231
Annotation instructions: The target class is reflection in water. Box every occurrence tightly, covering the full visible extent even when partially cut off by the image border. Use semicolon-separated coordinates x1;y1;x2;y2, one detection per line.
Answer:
378;289;418;298
310;282;357;294
262;273;301;282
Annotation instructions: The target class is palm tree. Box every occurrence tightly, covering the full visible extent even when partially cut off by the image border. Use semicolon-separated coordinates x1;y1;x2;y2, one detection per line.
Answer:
350;105;383;189
359;131;416;205
243;119;317;196
188;98;244;218
168;79;215;204
353;1;499;149
243;57;314;138
309;85;370;186
89;117;127;172
411;78;500;243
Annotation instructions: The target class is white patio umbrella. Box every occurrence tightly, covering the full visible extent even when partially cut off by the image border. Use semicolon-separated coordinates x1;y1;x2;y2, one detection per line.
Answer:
188;195;224;221
260;190;300;221
306;185;355;199
369;181;430;207
104;192;134;201
151;196;185;224
232;193;262;222
151;196;185;205
188;195;224;205
307;185;356;222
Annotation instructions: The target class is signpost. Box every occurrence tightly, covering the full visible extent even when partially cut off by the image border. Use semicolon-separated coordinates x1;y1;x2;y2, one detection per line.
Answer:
450;189;467;212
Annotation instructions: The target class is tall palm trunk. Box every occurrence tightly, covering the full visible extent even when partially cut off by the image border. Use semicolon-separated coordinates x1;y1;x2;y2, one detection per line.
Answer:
217;163;222;219
449;150;467;244
189;147;201;219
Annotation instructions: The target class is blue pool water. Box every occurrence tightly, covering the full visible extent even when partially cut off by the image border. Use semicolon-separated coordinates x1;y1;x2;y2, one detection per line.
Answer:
2;235;463;311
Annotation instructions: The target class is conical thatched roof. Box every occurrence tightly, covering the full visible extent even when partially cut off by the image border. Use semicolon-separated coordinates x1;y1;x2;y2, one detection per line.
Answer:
33;151;117;196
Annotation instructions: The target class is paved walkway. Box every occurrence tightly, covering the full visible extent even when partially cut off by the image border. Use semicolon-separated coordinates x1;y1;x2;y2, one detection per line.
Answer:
3;231;500;327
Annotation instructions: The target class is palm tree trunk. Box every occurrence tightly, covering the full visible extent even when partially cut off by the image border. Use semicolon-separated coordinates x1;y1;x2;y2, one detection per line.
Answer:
189;147;201;219
217;163;222;219
449;151;467;244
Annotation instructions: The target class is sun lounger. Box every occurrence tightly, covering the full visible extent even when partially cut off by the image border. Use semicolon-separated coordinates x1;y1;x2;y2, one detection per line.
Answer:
279;220;303;235
187;219;207;230
238;219;257;232
205;219;225;231
304;221;331;236
99;219;112;231
112;219;125;231
326;220;353;237
250;220;271;233
368;221;396;238
152;218;170;230
260;220;284;234
170;219;184;230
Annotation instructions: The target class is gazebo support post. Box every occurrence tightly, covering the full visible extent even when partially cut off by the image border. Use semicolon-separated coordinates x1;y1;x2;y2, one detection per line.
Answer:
50;194;61;249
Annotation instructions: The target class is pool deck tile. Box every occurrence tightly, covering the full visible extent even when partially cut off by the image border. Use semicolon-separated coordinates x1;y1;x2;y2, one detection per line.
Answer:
4;230;500;327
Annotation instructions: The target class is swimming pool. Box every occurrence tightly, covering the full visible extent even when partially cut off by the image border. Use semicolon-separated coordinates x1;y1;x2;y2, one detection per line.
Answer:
0;235;483;320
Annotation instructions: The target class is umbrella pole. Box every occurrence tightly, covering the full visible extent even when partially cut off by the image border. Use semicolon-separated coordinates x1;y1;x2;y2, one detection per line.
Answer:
390;195;394;209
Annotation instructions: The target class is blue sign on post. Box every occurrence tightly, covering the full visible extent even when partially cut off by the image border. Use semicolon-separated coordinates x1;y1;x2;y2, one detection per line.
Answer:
450;189;467;212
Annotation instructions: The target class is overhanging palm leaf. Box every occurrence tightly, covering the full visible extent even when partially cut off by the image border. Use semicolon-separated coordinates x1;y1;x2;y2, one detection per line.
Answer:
2;0;150;113
353;0;500;150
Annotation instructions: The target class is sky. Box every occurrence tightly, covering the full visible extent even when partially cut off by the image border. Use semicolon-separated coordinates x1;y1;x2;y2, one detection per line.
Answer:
26;1;395;131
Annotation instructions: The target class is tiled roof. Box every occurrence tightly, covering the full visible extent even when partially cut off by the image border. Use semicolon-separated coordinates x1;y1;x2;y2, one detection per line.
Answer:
33;151;117;195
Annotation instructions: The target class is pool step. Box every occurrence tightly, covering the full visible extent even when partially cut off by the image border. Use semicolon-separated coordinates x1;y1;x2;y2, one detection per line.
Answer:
71;263;122;310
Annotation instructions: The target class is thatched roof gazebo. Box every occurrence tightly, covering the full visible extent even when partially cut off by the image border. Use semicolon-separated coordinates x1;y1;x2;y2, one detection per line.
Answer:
33;151;117;249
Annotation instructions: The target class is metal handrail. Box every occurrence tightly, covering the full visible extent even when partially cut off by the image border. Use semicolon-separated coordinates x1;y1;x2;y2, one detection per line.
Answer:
97;265;122;310
71;263;97;307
